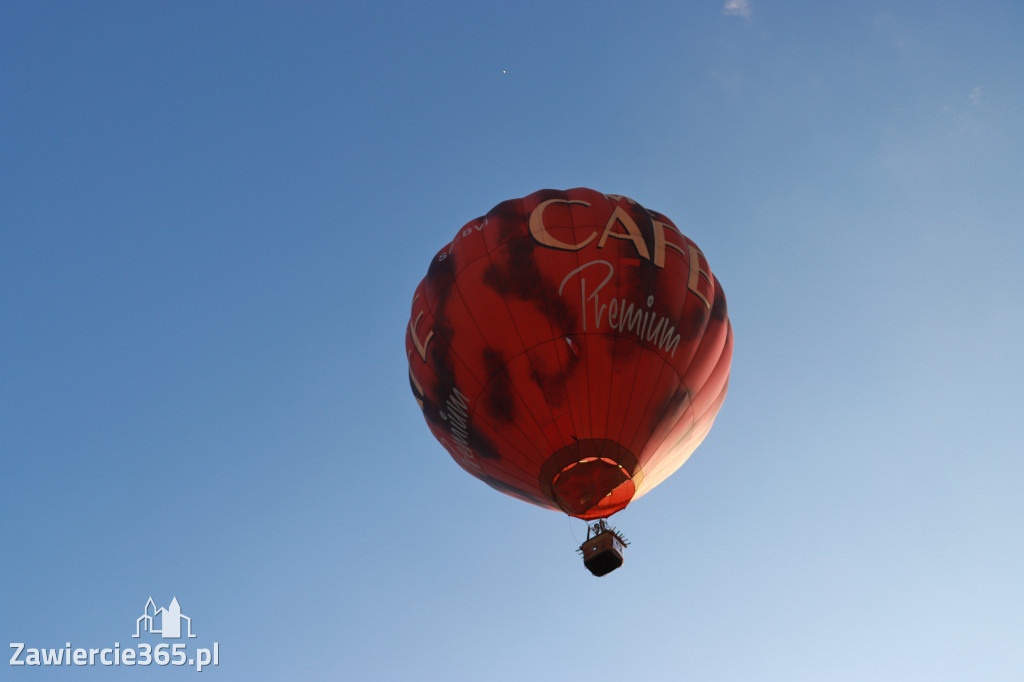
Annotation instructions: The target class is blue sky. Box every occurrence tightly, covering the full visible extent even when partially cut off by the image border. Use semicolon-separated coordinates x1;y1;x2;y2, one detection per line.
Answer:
2;1;1022;680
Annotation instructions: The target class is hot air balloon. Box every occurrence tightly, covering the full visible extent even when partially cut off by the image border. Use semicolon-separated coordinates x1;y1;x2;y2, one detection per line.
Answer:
406;188;732;576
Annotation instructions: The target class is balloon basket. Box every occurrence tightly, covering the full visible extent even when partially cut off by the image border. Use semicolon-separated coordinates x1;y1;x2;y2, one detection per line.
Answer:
578;519;630;577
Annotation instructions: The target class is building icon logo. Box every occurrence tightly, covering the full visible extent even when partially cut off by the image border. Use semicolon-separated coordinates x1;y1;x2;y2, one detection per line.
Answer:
133;597;197;639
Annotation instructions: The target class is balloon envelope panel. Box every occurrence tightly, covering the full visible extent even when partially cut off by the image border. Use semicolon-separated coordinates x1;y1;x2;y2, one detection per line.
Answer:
407;188;732;519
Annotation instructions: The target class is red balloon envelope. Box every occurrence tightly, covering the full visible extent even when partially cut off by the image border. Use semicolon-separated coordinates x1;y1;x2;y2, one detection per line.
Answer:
406;188;732;520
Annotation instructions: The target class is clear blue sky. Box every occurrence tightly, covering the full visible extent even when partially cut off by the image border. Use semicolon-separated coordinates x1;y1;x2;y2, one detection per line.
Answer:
2;1;1022;680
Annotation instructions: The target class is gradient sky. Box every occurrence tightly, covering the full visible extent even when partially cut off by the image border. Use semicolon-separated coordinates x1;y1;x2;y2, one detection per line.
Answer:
2;2;1023;680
